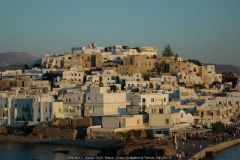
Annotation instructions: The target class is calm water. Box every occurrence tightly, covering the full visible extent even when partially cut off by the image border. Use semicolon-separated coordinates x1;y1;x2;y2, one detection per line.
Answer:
0;142;99;160
215;144;240;160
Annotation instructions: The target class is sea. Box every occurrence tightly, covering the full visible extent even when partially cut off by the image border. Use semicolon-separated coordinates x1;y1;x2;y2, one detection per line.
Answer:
0;142;99;160
215;144;240;160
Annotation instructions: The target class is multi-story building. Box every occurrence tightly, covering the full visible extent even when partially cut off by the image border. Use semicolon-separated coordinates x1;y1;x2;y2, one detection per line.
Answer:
195;102;232;127
169;61;199;76
0;95;65;127
85;86;129;116
71;53;103;69
198;65;222;86
139;46;157;58
117;55;156;75
127;92;169;114
62;68;85;83
149;105;194;127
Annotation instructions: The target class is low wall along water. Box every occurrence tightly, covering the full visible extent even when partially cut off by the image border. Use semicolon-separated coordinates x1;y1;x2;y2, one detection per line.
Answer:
190;138;240;160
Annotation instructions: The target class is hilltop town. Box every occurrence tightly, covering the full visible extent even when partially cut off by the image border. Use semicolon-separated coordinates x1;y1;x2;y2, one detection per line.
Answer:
0;43;240;158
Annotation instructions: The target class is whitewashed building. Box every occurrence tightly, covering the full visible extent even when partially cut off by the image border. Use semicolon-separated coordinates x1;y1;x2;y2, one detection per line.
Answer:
85;86;129;116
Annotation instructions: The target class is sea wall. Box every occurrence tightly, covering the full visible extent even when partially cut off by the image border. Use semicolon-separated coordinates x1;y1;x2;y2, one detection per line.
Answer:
190;138;240;160
32;126;78;140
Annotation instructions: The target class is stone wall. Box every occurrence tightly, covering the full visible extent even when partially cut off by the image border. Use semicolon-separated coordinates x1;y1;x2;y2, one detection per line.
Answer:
52;117;92;128
32;126;78;140
117;55;156;75
72;117;92;127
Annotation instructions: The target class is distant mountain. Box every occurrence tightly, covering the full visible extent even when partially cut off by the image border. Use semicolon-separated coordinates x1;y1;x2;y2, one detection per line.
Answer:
0;64;26;71
0;52;39;67
214;64;240;74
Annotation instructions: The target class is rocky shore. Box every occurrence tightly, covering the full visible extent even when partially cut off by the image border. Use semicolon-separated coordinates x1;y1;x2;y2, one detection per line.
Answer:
0;134;176;158
98;138;175;157
0;135;120;150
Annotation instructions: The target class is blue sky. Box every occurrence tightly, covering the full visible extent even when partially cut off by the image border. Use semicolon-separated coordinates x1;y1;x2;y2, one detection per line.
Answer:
0;0;240;65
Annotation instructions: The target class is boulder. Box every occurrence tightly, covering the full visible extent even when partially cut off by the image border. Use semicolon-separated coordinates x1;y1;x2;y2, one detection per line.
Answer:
0;127;7;135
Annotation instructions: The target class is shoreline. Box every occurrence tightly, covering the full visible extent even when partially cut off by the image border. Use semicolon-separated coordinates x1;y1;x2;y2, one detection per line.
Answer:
0;135;121;150
2;134;240;159
190;138;240;160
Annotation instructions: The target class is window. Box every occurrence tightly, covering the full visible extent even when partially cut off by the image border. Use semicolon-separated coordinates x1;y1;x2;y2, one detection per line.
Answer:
151;98;154;102
165;119;169;124
142;98;146;103
163;131;169;135
164;98;167;102
159;109;163;114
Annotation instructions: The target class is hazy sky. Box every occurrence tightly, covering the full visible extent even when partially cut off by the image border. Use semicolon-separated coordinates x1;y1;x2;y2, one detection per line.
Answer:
0;0;240;65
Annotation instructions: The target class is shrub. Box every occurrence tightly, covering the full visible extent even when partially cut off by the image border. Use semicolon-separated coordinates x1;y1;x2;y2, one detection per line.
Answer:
212;122;225;133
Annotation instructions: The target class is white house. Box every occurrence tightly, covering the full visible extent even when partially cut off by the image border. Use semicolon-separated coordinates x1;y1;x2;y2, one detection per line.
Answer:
85;86;129;116
87;115;145;134
149;105;194;128
178;87;199;100
127;92;169;114
63;68;85;83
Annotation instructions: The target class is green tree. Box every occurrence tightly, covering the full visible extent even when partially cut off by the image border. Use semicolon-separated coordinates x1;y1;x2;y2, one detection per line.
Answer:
188;59;202;66
162;44;174;56
22;64;30;70
222;72;238;88
33;63;42;68
212;122;225;133
42;72;61;87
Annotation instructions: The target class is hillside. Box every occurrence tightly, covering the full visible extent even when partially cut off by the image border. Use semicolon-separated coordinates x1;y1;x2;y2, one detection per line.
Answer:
0;52;239;74
215;64;240;74
0;52;39;67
